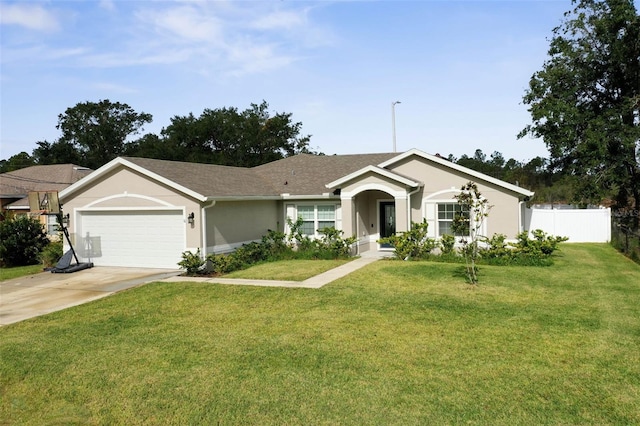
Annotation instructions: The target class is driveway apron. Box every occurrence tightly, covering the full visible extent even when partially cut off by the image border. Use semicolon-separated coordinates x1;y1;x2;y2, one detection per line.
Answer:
0;267;180;326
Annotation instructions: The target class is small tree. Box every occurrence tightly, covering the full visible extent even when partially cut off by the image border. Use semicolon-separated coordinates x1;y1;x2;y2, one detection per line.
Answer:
0;215;50;267
452;182;492;284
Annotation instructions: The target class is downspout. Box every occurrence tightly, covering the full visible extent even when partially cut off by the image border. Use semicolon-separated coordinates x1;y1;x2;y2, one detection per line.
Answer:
518;201;525;233
201;200;216;258
407;186;422;229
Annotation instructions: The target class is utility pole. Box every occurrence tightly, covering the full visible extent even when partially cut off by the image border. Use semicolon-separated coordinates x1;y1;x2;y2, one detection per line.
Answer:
392;101;401;152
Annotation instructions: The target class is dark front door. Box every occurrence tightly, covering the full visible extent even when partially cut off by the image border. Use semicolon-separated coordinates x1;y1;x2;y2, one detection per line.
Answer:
379;201;396;248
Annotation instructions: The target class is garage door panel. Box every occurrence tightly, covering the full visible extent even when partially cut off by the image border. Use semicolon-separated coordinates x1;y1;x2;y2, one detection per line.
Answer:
79;210;185;268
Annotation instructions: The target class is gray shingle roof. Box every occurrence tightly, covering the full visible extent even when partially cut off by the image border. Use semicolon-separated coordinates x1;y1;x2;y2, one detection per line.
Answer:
122;157;280;197
253;153;398;196
121;153;398;198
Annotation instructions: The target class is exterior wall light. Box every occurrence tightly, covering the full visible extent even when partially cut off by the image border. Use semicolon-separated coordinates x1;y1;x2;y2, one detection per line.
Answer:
187;212;195;225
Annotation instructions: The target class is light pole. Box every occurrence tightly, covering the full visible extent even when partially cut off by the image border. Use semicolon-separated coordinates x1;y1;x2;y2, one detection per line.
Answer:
392;101;401;152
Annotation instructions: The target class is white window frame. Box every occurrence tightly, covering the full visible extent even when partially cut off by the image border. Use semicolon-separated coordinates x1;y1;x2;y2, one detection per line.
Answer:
286;203;339;238
425;195;486;239
437;202;470;237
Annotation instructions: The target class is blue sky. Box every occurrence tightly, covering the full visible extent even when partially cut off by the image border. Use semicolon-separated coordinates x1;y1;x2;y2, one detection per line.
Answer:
1;0;575;163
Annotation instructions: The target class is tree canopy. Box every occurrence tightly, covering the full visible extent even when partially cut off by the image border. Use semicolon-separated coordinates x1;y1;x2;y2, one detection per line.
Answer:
1;99;317;171
126;101;315;167
519;0;640;225
56;100;153;169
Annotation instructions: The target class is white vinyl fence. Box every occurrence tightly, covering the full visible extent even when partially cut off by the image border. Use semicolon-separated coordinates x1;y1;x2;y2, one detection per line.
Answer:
524;207;611;243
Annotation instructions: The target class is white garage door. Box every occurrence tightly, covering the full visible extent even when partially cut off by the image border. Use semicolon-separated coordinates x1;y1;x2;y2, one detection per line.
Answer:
78;210;185;268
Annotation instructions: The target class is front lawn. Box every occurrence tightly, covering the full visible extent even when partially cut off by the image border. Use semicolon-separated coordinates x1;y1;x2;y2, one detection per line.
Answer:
0;264;44;281
224;258;351;281
1;244;639;424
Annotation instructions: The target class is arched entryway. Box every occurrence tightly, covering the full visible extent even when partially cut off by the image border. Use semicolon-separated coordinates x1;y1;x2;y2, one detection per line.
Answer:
325;166;422;254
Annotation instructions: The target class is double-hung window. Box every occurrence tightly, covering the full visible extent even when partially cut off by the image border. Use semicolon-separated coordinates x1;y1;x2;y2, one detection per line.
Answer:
296;206;316;235
295;204;336;237
438;203;469;236
46;214;58;236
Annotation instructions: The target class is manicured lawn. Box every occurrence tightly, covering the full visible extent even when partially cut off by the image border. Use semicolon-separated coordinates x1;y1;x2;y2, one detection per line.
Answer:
224;258;351;281
0;264;44;281
1;244;639;424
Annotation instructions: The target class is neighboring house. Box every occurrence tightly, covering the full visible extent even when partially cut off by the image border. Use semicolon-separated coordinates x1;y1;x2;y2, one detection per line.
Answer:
0;164;93;234
59;149;534;268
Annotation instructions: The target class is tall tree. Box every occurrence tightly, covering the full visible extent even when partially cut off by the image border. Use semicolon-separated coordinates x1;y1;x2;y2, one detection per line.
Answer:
31;140;82;166
57;100;153;169
519;0;640;226
123;134;178;161
0;152;35;173
152;101;314;167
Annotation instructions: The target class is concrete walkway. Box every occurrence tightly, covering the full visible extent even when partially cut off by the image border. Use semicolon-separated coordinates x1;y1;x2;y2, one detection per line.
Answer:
162;251;393;289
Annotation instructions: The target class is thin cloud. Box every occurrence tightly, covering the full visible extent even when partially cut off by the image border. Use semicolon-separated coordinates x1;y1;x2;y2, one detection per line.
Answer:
130;2;327;76
139;5;224;42
1;45;87;65
79;48;194;68
225;40;298;76
92;81;139;94
252;10;307;30
0;3;60;32
99;0;116;12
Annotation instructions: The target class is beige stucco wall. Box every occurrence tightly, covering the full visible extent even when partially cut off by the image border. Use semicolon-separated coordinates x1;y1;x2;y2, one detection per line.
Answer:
389;156;525;238
205;200;279;254
60;166;202;250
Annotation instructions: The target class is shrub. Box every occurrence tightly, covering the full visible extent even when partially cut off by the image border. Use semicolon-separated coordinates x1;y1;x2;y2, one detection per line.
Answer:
511;229;569;258
180;225;357;276
40;239;63;268
315;227;357;259
480;233;510;259
286;216;313;251
261;229;289;259
0;215;50;267
440;234;456;255
233;242;268;265
466;230;568;267
379;219;436;260
206;253;243;274
178;249;205;275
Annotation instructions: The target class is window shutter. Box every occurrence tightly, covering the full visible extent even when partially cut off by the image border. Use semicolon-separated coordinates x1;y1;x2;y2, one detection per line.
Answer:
285;204;295;234
425;202;436;238
335;204;342;231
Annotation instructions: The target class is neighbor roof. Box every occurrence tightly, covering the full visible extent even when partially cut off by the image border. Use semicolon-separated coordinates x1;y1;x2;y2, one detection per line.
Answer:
0;164;93;197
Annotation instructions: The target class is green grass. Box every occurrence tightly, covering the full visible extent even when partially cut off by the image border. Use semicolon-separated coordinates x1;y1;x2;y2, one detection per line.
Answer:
1;244;640;424
0;264;44;281
224;258;351;281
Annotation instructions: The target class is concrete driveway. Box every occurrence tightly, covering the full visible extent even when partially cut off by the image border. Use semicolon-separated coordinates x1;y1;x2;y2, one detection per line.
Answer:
0;267;181;326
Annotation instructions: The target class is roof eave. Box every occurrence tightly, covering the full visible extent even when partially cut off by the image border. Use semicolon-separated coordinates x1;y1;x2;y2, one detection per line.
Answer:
326;165;421;189
281;193;339;200
205;195;282;202
60;157;208;203
379;148;535;198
